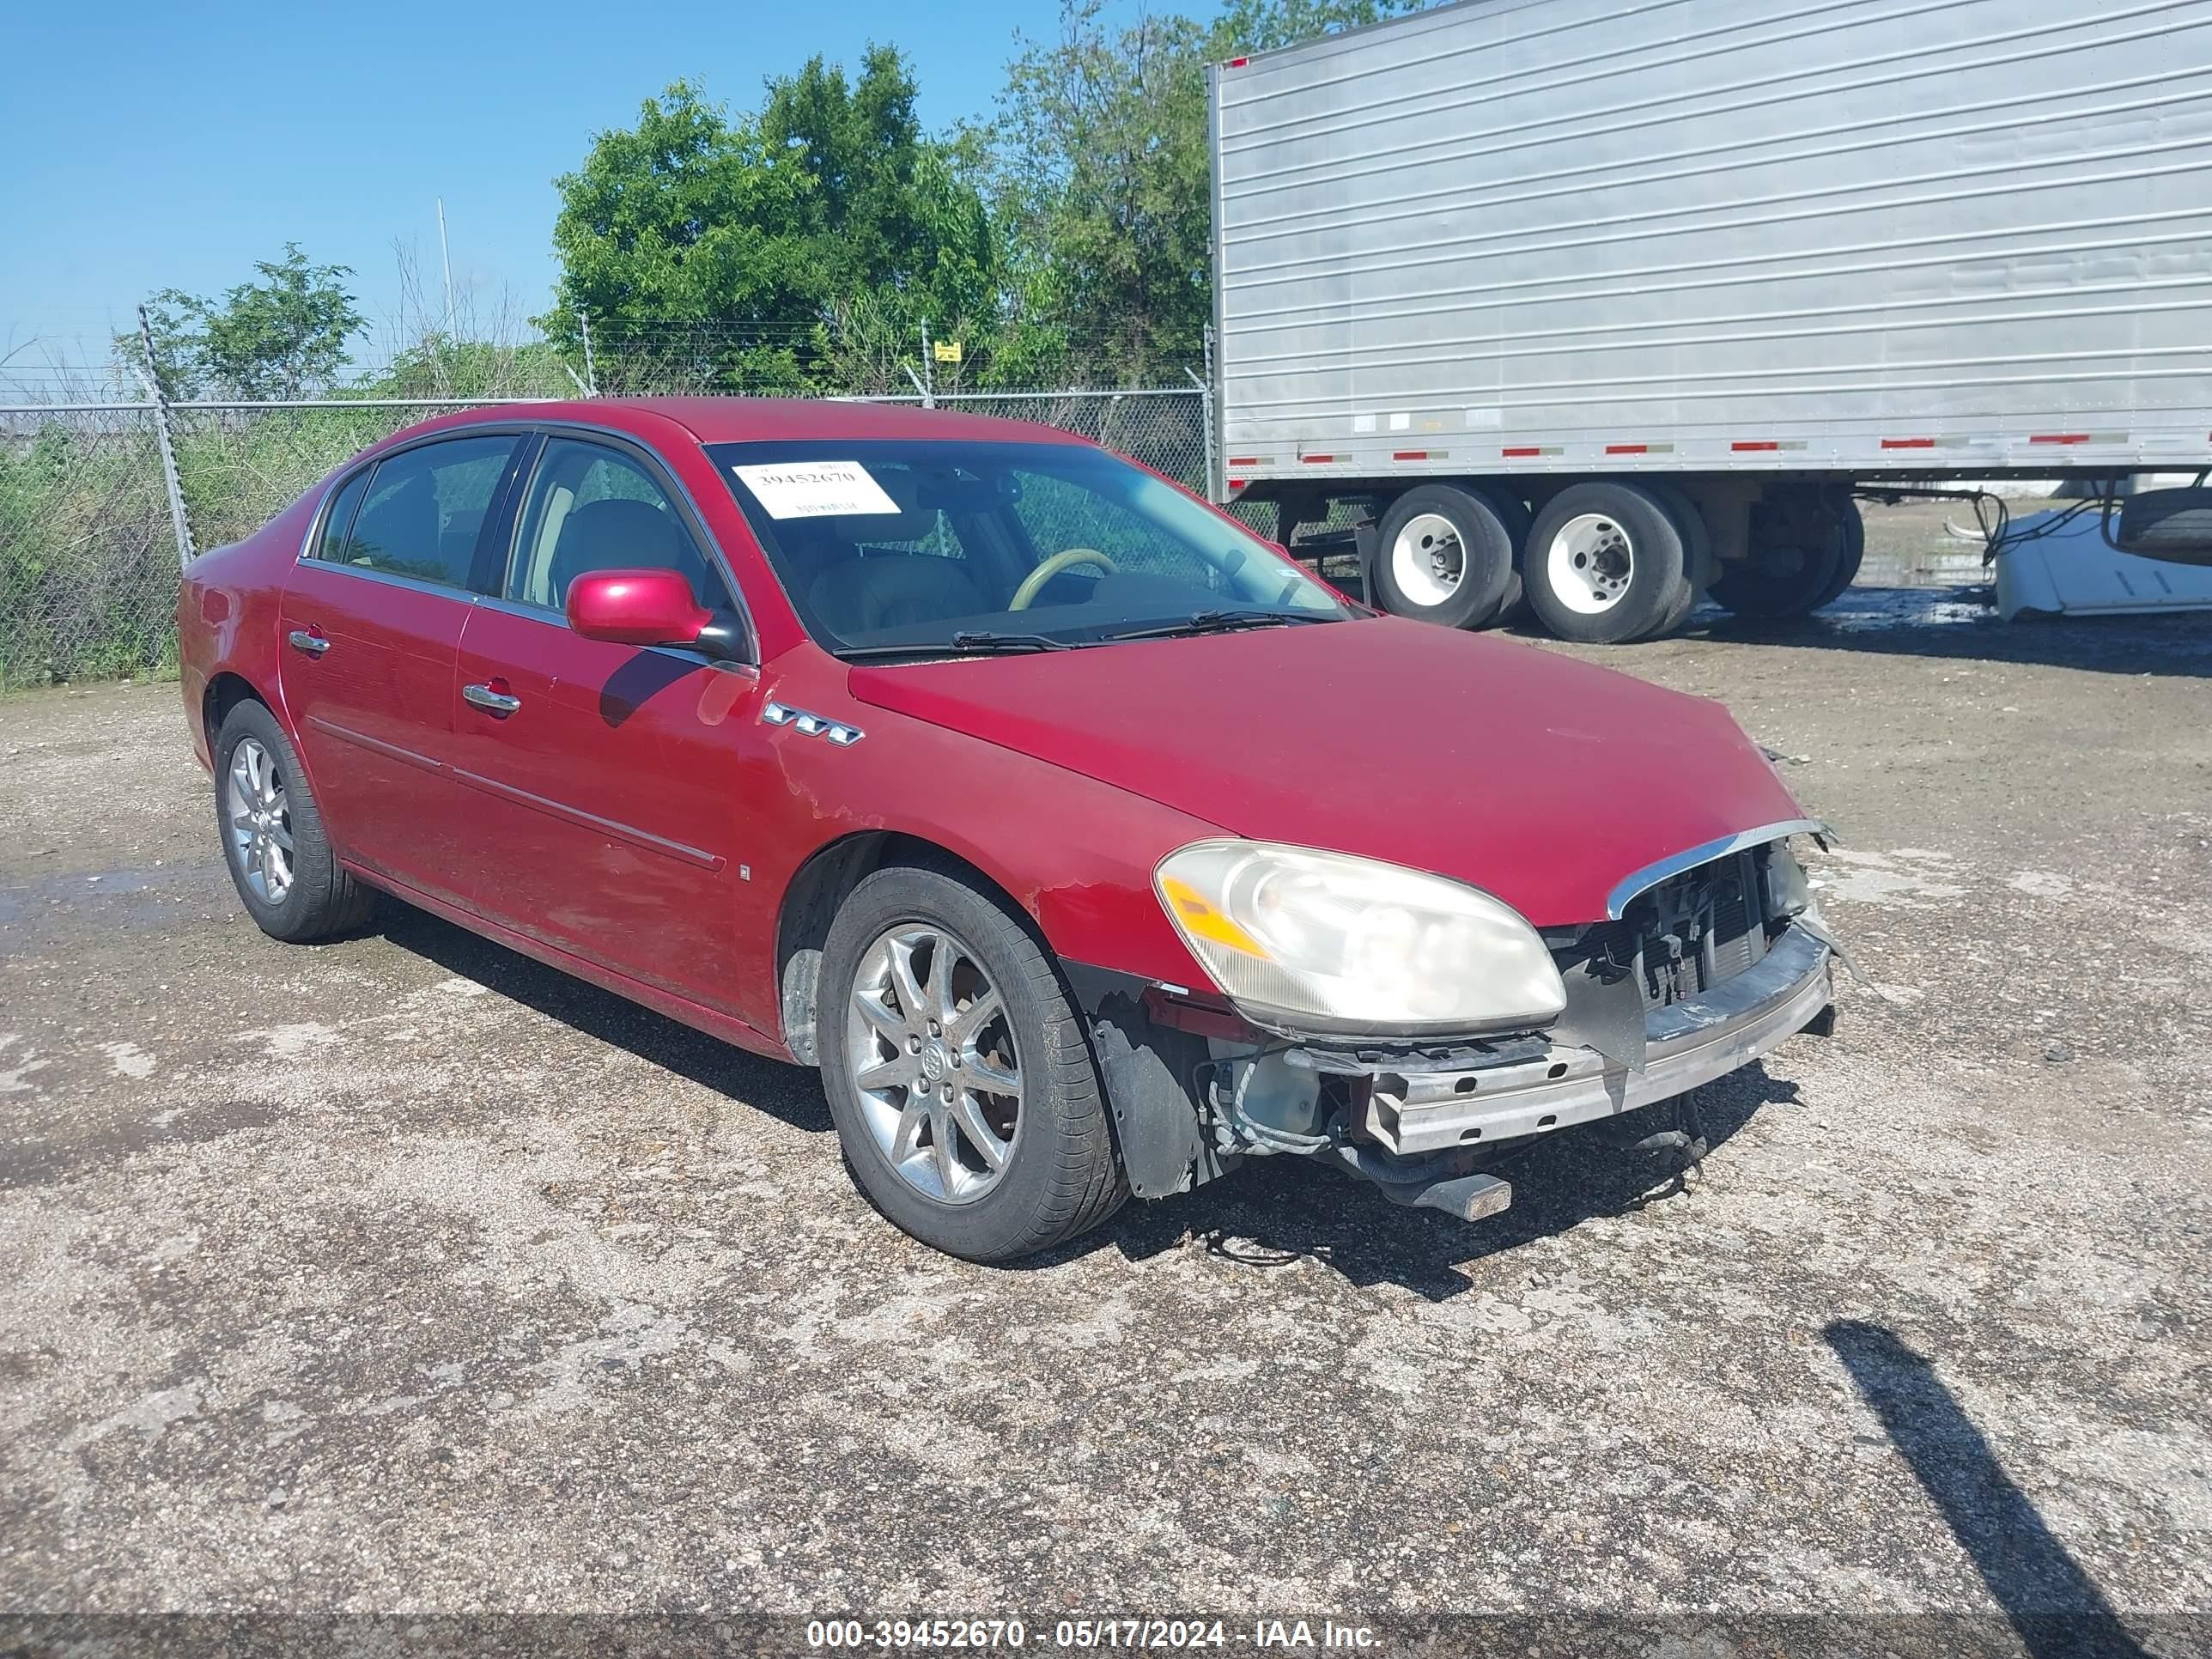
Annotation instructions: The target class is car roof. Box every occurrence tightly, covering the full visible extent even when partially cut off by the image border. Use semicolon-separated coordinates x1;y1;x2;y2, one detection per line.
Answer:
388;395;1097;451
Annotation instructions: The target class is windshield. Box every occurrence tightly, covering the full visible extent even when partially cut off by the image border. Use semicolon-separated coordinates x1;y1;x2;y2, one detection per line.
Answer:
708;440;1355;659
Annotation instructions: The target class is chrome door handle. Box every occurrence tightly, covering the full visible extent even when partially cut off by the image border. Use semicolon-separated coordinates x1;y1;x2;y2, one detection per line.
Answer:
462;682;521;714
287;629;331;656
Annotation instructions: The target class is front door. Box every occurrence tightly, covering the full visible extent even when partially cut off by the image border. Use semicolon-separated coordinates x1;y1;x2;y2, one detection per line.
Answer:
278;433;522;904
448;434;763;1013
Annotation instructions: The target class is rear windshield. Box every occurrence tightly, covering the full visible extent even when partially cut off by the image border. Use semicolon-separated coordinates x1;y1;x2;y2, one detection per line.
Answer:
708;440;1353;659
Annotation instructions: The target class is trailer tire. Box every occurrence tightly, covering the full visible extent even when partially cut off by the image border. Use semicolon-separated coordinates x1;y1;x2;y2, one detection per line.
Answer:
1370;484;1516;629
1488;491;1533;626
1811;497;1865;608
1646;483;1710;635
1523;482;1689;644
1711;489;1847;617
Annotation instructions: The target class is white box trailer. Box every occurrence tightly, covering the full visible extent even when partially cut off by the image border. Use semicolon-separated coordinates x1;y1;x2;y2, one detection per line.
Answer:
1207;0;2212;640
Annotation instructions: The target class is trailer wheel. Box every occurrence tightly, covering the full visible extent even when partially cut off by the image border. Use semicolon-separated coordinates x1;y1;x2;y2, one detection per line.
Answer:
1811;497;1865;608
1370;484;1516;629
1646;482;1710;635
1488;491;1534;626
1711;489;1848;617
1523;482;1688;643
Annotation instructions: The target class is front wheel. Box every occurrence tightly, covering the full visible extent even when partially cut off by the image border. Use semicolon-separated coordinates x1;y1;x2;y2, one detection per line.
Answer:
818;866;1126;1262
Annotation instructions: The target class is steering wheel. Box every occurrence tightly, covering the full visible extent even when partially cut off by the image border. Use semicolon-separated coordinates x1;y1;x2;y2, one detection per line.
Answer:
1010;547;1118;611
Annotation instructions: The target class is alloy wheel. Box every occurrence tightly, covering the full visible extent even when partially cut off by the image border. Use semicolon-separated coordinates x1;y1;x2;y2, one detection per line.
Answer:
844;923;1024;1205
226;737;295;903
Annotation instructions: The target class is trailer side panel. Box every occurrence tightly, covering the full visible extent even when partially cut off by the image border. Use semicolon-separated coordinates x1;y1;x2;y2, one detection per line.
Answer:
1212;0;2212;486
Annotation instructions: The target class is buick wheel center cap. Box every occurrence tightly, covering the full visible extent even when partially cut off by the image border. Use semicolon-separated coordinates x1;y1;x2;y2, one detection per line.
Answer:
921;1039;949;1082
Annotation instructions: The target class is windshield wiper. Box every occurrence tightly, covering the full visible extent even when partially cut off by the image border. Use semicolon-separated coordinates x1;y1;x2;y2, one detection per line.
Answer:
836;629;1077;661
1102;609;1334;643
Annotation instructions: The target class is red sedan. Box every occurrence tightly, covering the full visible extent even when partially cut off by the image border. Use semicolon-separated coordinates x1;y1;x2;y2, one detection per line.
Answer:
176;398;1837;1261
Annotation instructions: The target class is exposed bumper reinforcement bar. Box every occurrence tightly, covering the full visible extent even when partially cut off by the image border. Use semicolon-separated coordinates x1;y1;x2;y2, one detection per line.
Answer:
1342;925;1833;1159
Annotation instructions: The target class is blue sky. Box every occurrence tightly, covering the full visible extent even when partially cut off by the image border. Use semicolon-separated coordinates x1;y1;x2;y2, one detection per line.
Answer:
0;0;1146;394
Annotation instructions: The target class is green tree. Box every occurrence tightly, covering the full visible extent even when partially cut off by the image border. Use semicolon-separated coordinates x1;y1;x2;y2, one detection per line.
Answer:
546;81;817;386
547;56;995;393
1209;0;1428;53
981;0;1433;385
130;245;364;400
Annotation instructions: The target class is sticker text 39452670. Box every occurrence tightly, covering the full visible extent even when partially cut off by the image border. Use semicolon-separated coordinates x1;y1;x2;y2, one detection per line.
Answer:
732;460;901;520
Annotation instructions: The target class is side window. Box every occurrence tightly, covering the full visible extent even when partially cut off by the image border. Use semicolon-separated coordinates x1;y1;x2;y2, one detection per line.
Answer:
340;435;517;588
314;470;371;562
506;438;724;611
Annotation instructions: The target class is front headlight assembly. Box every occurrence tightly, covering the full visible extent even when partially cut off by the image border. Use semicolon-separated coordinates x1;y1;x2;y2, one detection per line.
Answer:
1153;839;1567;1037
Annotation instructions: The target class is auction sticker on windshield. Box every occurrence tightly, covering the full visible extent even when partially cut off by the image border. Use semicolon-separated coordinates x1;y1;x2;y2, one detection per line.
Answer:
732;460;900;520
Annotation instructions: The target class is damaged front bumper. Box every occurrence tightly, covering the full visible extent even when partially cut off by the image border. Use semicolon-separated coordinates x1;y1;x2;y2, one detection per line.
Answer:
1343;924;1832;1158
1069;921;1834;1221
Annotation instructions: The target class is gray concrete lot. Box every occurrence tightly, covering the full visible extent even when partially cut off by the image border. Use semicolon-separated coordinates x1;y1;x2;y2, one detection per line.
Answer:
3;574;2210;1638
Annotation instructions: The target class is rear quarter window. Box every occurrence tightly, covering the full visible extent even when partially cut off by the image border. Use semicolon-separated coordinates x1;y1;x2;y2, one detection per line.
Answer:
331;436;516;588
314;470;371;563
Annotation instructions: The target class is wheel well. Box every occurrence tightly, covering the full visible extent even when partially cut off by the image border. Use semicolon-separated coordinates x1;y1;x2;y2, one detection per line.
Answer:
773;831;1035;1066
203;672;264;750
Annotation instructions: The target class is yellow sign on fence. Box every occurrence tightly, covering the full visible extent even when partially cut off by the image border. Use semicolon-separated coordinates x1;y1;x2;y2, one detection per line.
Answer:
932;340;963;364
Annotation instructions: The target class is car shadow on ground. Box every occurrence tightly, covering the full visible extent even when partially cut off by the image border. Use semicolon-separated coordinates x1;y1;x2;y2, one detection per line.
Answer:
1826;1321;2153;1659
376;903;832;1133
1082;1064;1807;1300
378;901;1806;1297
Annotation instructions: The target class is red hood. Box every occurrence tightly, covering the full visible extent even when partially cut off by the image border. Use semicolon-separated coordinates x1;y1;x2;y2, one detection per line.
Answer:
846;617;1807;927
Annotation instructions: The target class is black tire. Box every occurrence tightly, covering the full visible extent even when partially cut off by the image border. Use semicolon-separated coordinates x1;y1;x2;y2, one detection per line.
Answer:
1487;490;1534;626
2117;488;2212;565
1522;481;1690;643
1369;483;1516;629
1711;488;1848;617
212;700;377;943
818;865;1126;1263
1645;482;1710;636
1811;495;1866;607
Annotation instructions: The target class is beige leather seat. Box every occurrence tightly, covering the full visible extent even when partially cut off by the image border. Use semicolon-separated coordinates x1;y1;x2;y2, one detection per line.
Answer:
802;481;988;633
808;555;988;634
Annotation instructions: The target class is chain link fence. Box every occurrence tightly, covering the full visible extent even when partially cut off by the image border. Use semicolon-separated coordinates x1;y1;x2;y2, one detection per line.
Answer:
0;387;1212;690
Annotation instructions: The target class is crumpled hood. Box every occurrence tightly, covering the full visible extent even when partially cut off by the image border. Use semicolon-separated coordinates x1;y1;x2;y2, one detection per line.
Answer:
847;617;1808;927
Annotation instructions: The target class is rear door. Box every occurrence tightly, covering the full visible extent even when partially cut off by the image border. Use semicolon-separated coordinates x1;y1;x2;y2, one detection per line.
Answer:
278;432;524;903
450;432;764;1012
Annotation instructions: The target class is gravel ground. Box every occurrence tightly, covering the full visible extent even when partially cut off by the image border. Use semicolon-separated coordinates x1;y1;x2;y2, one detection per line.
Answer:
2;574;2209;1649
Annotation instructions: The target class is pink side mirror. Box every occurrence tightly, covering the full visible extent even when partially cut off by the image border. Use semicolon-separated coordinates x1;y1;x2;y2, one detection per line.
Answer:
565;568;713;648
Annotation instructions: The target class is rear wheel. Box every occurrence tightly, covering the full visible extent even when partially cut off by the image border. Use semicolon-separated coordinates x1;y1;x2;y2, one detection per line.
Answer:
1523;482;1689;643
1370;483;1516;629
819;866;1125;1263
212;699;376;943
